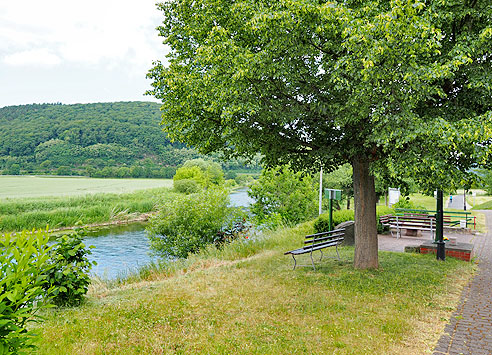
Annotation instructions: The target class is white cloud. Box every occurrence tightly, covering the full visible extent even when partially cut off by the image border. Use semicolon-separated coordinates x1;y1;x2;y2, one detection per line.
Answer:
0;0;164;71
0;0;168;106
4;48;62;67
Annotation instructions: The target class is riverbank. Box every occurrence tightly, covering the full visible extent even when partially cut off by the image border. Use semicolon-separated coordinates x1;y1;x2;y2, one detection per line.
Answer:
0;187;177;233
36;221;474;354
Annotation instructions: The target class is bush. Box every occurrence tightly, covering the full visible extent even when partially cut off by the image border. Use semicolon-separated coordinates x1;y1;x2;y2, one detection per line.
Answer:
147;188;246;258
313;209;355;233
43;231;95;307
480;170;492;195
173;158;225;189
0;230;54;353
376;206;394;233
248;166;318;227
173;178;201;194
313;206;393;234
392;197;415;209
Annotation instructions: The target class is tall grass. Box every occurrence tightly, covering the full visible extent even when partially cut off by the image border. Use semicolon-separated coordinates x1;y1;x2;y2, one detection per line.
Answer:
0;188;176;232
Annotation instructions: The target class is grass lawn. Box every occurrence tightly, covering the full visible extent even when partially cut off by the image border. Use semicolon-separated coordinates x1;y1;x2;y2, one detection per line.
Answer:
36;222;474;354
0;176;173;199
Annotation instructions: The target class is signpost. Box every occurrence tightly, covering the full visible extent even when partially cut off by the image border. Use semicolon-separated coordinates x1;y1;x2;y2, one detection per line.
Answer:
324;188;342;231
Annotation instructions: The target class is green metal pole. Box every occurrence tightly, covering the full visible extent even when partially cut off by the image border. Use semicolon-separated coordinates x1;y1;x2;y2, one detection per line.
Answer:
329;198;333;231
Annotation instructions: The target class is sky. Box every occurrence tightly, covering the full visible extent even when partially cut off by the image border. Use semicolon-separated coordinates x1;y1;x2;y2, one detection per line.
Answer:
0;0;168;108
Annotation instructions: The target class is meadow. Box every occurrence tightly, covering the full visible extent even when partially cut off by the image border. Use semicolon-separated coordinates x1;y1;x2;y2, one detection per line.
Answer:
0;177;177;232
0;176;173;199
36;221;474;354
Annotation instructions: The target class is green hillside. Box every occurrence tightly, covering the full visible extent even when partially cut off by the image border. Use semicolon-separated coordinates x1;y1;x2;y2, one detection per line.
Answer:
0;102;258;178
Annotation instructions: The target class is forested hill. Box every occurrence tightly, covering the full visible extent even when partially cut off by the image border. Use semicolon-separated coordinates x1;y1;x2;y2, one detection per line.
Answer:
0;101;218;178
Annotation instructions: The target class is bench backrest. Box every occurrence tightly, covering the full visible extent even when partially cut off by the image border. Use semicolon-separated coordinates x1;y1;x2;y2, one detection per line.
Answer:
380;214;454;227
303;228;345;249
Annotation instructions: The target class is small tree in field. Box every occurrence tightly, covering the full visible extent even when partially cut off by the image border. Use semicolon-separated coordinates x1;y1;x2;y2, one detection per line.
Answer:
148;0;492;268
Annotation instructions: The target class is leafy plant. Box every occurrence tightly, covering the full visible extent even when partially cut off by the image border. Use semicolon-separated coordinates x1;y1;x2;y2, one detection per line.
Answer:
173;158;225;189
147;188;246;258
43;231;96;307
173;178;201;194
483;170;492;195
0;230;54;354
392;197;415;210
313;210;355;233
314;206;394;234
248;166;318;227
376;206;393;233
214;217;251;245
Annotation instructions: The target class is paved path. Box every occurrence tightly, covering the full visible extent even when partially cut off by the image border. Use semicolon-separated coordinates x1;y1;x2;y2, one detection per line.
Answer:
448;194;472;210
433;210;492;355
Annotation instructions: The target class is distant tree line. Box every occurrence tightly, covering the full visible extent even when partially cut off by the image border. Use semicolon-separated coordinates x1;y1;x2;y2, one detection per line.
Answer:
0;102;261;178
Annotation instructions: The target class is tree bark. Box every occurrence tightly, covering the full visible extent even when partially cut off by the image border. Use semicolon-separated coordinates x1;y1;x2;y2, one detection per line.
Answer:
352;156;378;269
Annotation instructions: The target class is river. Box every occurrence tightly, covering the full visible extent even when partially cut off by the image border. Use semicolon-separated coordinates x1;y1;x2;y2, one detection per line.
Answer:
84;188;253;280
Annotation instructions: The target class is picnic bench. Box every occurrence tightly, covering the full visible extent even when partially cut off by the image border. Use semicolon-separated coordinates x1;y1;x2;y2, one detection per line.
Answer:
395;208;475;229
380;214;435;239
284;228;345;270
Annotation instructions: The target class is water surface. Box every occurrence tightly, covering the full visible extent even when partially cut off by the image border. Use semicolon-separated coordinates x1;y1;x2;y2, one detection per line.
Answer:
84;189;253;280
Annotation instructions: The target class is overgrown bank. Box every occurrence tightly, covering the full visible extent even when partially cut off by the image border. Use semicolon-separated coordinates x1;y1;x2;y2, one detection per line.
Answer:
36;222;474;354
0;187;177;233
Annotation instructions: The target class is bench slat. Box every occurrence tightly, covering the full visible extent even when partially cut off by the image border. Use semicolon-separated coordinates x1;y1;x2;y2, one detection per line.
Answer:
304;234;344;245
287;240;343;255
304;228;345;239
302;239;344;251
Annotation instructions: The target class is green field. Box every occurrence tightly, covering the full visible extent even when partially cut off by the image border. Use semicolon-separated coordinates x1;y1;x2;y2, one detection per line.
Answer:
0;176;173;199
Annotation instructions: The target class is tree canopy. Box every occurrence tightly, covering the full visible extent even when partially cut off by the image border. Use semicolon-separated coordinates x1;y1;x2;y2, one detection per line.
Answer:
148;0;492;268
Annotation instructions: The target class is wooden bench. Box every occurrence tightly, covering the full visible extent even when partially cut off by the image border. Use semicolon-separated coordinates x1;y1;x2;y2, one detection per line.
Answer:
284;228;345;270
380;214;435;239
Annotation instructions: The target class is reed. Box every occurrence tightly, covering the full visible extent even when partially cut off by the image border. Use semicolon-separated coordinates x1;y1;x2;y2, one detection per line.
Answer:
0;188;176;232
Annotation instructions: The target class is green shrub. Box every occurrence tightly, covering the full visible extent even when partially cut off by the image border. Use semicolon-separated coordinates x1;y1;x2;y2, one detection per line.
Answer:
173;158;225;189
43;231;95;307
376;205;394;233
0;230;54;353
392;197;415;209
313;206;393;234
248;166;317;227
173;178;201;194
313;209;355;233
147;188;246;258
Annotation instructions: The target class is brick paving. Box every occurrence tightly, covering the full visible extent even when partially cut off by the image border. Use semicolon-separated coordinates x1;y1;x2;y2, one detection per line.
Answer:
433;210;492;355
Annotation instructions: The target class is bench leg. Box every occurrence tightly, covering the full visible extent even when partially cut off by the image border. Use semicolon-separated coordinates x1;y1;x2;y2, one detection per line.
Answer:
291;254;297;270
310;251;316;271
319;249;323;262
335;245;340;261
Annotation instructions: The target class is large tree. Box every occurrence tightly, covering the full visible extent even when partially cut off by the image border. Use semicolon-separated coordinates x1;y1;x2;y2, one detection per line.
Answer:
148;0;492;268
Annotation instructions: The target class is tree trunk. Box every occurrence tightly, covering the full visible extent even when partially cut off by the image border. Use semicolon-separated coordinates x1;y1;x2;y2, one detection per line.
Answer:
352;156;378;269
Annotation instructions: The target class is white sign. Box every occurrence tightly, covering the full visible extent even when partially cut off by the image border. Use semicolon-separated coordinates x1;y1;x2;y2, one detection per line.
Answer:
388;188;400;207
